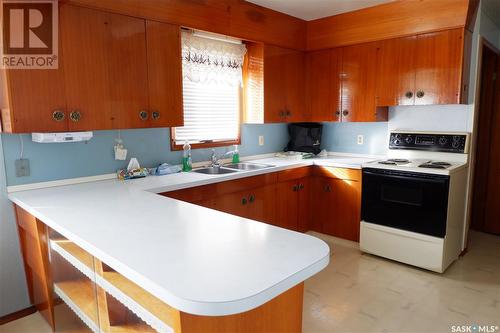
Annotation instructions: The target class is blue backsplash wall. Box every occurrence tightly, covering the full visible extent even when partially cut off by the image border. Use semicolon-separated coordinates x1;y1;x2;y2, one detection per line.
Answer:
1;124;288;186
1;122;388;186
321;122;388;155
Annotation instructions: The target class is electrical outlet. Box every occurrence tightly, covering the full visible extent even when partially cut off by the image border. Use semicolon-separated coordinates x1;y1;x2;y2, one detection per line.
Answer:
357;135;364;145
15;158;30;177
258;135;264;146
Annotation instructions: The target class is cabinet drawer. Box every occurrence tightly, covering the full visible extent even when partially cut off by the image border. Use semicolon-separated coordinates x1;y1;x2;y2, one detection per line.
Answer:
277;167;312;182
312;166;361;182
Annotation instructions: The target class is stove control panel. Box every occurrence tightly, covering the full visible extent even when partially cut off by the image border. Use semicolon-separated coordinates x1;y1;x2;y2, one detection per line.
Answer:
389;132;468;153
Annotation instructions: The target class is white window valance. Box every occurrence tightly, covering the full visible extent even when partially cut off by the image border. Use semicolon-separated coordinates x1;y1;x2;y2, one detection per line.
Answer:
181;31;247;86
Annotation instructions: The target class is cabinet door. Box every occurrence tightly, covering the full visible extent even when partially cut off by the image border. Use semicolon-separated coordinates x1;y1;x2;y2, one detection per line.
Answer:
306;49;342;122
297;177;311;232
264;45;287;123
341;42;380;122
318;178;361;242
3;38;68;133
276;180;299;230
60;5;149;130
414;29;464;105
246;185;276;224
284;49;306;122
375;36;416;106
146;21;183;127
215;190;251;219
107;12;150;129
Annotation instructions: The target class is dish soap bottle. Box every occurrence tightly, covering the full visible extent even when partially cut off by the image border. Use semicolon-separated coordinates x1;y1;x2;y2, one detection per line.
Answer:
182;141;192;172
232;144;240;163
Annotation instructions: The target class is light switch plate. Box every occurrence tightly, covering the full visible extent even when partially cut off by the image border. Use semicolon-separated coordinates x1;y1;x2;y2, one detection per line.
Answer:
259;136;264;146
15;158;30;177
357;135;364;145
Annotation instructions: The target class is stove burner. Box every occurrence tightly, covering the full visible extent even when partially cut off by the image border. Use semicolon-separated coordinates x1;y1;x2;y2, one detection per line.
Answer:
378;158;411;165
418;161;452;169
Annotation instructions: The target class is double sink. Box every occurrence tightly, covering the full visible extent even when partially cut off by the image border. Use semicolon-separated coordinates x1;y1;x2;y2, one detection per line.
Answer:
193;162;274;175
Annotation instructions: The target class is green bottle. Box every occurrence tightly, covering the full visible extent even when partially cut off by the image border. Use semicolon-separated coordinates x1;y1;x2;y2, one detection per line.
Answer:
232;144;240;163
182;141;192;172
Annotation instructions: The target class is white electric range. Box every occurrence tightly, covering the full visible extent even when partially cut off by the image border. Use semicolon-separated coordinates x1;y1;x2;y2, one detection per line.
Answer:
360;131;470;273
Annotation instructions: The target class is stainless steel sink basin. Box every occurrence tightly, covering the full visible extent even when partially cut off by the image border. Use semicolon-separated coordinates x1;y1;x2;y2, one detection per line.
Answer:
223;162;275;171
193;167;238;175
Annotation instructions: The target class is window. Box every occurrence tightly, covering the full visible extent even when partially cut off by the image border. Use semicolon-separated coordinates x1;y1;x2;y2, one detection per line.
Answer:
171;31;247;149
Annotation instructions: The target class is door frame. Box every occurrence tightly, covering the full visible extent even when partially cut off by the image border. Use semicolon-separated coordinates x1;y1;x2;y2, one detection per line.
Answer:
468;37;500;235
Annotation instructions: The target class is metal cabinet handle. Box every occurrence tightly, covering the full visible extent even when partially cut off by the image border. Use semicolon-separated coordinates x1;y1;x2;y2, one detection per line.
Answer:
335;110;341;117
299;183;304;190
416;91;425;98
151;111;160;120
69;110;81;122
249;194;255;203
342;110;349;117
323;184;331;192
279;110;286;118
405;91;414;99
242;197;248;205
286;110;291;117
52;110;65;122
292;184;299;192
139;110;149;120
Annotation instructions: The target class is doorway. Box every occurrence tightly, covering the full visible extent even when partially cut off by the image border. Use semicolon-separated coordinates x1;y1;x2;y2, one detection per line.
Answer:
470;39;500;235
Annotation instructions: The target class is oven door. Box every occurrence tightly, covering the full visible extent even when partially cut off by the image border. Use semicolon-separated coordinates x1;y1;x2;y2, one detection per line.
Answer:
361;168;450;238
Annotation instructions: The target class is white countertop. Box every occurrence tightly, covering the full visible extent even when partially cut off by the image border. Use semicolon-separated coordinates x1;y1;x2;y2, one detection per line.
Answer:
9;155;375;316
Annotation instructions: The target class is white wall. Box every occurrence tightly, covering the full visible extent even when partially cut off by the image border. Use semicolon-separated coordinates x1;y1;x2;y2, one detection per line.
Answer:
0;138;30;316
480;9;500;49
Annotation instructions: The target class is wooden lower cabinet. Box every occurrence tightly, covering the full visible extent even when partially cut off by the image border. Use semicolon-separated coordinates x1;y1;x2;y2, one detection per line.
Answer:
15;206;55;329
216;185;276;224
276;177;311;231
312;167;362;241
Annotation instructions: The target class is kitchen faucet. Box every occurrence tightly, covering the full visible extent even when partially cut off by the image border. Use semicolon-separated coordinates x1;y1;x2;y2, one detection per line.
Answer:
210;149;236;167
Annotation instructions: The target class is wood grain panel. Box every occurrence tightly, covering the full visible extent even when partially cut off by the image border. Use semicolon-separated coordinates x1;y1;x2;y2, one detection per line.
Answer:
276;180;300;231
15;205;55;329
65;0;306;50
263;45;288;123
414;29;464;105
228;0;306;50
60;4;114;130
146;21;184;127
375;36;416;106
277;167;312;182
307;0;469;50
180;282;304;333
2;31;67;133
106;12;150;129
284;49;306;122
306;49;342;122
312;166;361;182
341;42;386;122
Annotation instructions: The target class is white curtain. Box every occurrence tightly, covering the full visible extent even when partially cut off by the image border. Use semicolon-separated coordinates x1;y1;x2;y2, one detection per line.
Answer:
181;31;247;86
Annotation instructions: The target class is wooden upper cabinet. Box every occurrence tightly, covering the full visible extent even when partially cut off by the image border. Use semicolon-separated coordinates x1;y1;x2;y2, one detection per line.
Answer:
375;28;466;107
375;36;416;106
263;45;306;123
306;49;342;122
146;21;183;128
1;5;183;133
341;42;386;122
414;29;464;105
60;5;113;130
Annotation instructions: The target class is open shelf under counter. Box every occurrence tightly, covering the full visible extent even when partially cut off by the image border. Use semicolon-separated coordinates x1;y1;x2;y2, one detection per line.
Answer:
54;280;100;333
50;239;96;281
97;271;178;333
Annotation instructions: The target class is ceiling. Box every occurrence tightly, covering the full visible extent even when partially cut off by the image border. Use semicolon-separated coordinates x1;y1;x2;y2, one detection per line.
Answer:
246;0;395;21
482;0;500;28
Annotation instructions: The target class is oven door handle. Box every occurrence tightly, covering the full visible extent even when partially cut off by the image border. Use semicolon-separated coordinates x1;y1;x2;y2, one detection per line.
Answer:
363;170;449;183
